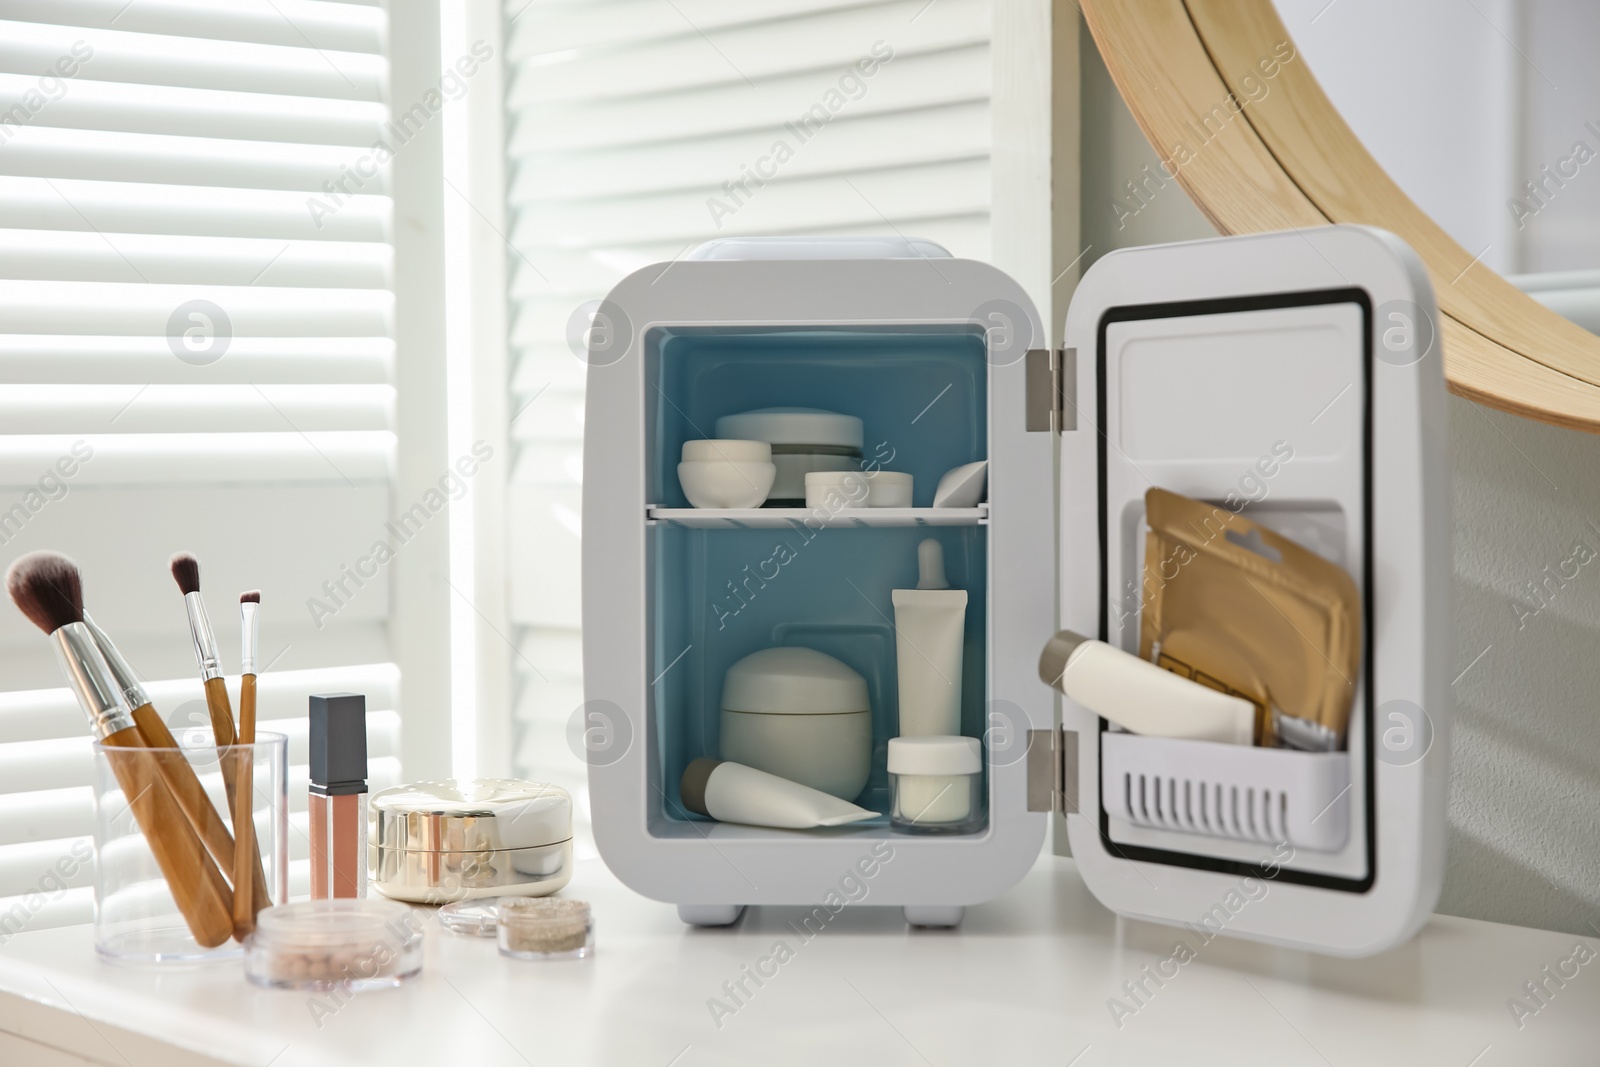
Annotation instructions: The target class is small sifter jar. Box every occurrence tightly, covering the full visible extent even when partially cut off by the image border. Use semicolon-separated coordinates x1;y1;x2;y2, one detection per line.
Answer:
245;899;423;992
496;897;594;960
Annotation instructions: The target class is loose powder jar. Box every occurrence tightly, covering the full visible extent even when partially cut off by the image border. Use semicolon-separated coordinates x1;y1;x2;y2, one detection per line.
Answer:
368;779;573;904
497;897;594;960
244;899;423;992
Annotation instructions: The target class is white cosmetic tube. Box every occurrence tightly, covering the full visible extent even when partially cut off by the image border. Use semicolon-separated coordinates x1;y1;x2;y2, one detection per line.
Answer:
893;539;967;736
680;759;878;829
1038;630;1255;745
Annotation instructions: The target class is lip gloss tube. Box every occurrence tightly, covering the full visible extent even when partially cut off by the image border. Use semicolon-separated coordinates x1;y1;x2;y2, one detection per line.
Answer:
309;693;369;899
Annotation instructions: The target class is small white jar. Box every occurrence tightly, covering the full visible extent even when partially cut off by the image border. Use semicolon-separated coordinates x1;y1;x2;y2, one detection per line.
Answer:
804;469;913;509
678;439;775;509
888;736;983;834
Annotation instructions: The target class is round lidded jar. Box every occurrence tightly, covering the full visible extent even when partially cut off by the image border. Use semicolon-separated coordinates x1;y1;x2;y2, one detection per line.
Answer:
368;779;573;904
245;899;422;991
678;439;776;509
804;469;914;509
888;735;983;834
719;647;871;801
497;897;594;960
713;408;864;505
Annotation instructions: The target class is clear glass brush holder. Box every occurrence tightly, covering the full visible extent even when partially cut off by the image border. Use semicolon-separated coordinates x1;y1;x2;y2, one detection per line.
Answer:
92;730;287;964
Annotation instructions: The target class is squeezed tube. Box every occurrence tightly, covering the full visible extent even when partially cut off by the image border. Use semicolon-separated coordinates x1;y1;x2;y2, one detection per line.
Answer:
1038;630;1255;745
893;539;967;736
680;760;877;829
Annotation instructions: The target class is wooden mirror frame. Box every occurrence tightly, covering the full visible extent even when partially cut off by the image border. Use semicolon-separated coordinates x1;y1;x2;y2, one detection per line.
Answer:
1082;0;1600;432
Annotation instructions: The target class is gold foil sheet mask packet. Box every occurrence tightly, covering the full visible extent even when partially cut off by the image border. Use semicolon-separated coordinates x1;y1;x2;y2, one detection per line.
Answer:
1139;488;1361;750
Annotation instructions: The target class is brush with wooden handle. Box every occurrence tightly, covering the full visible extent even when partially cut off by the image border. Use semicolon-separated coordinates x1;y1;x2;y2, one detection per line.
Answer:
81;609;271;921
233;590;260;936
6;552;234;948
170;552;238;786
171;553;270;941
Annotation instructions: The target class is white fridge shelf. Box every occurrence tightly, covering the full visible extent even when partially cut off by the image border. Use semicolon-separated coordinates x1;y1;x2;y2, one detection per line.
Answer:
646;504;988;528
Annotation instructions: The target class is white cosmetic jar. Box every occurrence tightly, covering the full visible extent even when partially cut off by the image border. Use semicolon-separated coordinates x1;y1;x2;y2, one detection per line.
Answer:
719;647;872;801
678;439;775;509
805;469;913;509
714;408;864;504
888;735;983;834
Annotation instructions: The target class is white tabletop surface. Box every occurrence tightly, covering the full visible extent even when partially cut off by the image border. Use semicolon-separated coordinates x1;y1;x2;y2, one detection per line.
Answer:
0;853;1595;1067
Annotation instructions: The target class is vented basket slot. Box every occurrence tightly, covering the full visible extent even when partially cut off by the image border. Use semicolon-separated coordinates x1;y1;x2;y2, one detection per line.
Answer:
1102;732;1349;853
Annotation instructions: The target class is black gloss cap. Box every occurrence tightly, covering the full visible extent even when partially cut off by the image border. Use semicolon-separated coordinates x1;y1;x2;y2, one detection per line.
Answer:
309;692;368;796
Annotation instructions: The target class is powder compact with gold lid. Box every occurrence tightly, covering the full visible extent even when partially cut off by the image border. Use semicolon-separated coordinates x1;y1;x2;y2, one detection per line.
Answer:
367;778;573;904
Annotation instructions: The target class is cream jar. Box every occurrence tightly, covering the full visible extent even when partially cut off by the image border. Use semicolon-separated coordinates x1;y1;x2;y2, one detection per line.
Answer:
888;736;983;834
368;779;573;904
678;439;776;509
804;469;914;509
719;646;871;801
714;408;864;505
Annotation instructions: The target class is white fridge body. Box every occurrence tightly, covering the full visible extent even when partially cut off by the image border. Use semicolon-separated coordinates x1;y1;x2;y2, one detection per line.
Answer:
581;239;1054;928
580;227;1450;954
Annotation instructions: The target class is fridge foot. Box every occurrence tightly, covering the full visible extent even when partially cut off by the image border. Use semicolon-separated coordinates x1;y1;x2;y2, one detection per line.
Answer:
903;905;964;928
678;903;745;927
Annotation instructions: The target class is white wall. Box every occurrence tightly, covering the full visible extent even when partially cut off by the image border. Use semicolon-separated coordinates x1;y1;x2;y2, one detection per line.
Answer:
1081;1;1600;936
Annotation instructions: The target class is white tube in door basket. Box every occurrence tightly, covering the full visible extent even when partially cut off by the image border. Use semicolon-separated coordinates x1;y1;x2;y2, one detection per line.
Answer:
1038;631;1255;745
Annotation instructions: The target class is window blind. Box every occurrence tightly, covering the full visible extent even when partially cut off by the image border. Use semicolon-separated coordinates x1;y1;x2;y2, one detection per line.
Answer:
501;0;994;831
0;0;403;936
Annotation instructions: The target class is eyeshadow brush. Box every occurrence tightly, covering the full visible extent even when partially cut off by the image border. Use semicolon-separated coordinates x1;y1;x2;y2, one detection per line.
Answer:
171;552;238;777
7;552;233;948
233;590;260;935
172;552;270;940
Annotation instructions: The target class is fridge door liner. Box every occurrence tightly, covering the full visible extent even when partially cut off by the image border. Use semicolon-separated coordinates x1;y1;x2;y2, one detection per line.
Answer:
1090;292;1370;876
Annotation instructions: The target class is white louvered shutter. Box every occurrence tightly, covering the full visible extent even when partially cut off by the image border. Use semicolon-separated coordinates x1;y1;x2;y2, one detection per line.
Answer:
501;0;994;833
0;0;407;933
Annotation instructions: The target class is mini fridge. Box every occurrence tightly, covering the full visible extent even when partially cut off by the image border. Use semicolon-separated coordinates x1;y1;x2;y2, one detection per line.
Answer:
580;226;1449;957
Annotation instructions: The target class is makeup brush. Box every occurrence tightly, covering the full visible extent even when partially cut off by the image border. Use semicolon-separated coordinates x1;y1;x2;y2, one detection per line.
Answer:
82;609;271;920
233;590;260;935
170;552;240;796
172;553;273;940
7;552;233;948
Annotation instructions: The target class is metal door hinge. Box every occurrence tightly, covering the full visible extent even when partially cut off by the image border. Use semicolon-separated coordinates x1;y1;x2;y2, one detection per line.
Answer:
1025;347;1076;432
1026;727;1079;815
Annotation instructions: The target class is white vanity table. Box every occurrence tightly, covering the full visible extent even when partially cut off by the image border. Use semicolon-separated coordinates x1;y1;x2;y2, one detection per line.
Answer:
0;854;1594;1066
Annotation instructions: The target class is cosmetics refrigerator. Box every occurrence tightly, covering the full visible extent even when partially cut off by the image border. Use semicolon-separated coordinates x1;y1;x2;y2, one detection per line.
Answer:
581;228;1449;956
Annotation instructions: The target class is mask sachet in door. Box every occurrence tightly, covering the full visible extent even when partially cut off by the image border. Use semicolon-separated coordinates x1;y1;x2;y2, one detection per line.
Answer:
1139;488;1360;751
